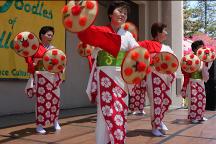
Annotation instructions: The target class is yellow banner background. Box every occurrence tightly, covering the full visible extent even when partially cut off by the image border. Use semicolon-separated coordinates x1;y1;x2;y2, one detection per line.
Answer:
0;0;65;79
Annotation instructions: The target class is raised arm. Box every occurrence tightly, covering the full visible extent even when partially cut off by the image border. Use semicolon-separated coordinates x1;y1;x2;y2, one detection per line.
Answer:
77;25;121;57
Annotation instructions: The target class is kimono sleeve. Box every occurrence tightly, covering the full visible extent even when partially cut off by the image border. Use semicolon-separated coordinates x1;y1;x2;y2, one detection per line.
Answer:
77;25;121;57
138;41;148;49
25;57;35;74
181;69;190;98
127;32;139;49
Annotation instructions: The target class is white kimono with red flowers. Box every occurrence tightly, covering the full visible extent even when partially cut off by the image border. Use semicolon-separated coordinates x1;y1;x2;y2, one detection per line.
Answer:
25;44;62;127
136;41;175;130
79;25;138;144
34;70;62;127
146;68;175;129
148;44;175;129
185;62;212;121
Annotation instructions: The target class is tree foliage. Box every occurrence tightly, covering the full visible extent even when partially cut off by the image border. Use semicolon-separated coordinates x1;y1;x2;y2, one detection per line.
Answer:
184;1;216;38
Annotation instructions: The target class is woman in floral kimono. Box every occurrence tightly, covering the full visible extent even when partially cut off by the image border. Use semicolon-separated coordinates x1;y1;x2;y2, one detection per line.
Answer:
182;40;212;124
25;26;62;134
138;22;175;136
78;1;139;144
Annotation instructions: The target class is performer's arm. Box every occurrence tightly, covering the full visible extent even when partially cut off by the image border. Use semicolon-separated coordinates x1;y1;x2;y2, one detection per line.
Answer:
25;57;35;74
127;32;139;49
138;41;148;49
182;70;190;87
87;55;93;72
77;25;121;57
181;69;190;98
202;62;212;82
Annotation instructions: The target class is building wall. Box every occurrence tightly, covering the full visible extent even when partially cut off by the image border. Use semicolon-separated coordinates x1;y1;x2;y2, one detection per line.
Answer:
134;1;184;108
162;1;184;108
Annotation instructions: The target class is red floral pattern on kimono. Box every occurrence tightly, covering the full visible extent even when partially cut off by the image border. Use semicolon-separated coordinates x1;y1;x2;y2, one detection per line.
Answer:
152;72;172;129
35;72;61;127
129;78;146;112
188;81;206;120
99;71;127;144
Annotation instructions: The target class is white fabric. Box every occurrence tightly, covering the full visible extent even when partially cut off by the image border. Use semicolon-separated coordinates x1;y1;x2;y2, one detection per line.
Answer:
201;61;213;82
96;97;110;144
25;75;34;89
86;61;97;102
197;61;212;82
202;65;210;82
152;129;163;136
207;61;213;69
146;71;155;123
160;44;174;54
43;44;55;50
119;28;139;51
24;75;35;97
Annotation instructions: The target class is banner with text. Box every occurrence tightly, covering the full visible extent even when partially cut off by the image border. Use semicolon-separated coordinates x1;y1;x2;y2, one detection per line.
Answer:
0;0;65;79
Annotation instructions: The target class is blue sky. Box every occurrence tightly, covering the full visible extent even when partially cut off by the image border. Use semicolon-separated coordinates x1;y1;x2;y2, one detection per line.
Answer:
189;1;197;8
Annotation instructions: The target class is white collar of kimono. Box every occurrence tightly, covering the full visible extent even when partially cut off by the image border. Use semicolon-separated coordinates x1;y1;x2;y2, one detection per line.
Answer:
117;28;126;35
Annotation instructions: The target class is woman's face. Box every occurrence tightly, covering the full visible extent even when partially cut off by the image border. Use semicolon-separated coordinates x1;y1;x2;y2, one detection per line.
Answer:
157;29;168;42
41;31;54;44
110;7;127;27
